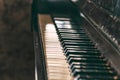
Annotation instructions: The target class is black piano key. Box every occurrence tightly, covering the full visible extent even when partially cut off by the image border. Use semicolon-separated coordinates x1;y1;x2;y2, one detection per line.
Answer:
57;28;84;30
64;48;99;53
66;54;104;61
65;50;101;56
60;38;91;42
62;43;95;47
58;28;84;31
71;65;114;72
59;35;88;39
73;70;118;77
76;74;119;80
62;41;93;44
70;63;111;70
61;40;92;43
59;32;86;35
68;58;107;65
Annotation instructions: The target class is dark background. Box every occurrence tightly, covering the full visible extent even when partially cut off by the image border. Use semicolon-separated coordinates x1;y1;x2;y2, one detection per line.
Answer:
0;0;34;80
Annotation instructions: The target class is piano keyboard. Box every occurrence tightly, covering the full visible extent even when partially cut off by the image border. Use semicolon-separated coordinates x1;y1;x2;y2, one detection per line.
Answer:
38;14;120;80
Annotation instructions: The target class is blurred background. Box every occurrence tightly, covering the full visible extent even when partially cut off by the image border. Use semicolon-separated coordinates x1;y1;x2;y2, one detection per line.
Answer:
0;0;34;80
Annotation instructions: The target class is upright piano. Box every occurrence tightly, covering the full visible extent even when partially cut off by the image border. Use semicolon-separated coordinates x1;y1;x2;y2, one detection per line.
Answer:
32;0;120;80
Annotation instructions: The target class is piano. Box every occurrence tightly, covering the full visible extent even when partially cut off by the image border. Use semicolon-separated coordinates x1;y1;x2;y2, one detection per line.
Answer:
32;0;120;80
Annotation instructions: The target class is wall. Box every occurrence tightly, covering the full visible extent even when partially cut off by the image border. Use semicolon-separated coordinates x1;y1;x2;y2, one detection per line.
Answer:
0;0;34;80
